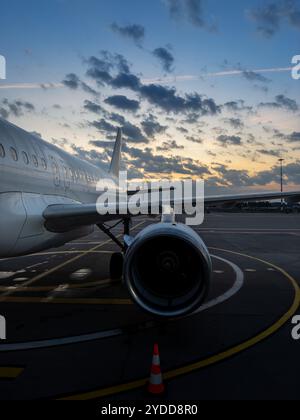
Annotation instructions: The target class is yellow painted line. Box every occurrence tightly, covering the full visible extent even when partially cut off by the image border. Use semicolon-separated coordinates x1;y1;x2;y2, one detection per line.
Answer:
60;249;300;400
0;367;24;379
0;221;145;302
0;278;115;292
1;297;133;305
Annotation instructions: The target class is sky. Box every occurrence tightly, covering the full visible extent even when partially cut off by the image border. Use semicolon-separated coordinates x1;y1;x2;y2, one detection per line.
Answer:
0;0;299;194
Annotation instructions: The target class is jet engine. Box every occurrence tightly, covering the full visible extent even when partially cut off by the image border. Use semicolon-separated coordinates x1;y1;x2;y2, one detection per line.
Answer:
123;223;212;318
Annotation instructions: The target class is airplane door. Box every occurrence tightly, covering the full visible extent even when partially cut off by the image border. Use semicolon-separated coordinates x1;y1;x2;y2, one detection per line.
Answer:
50;156;60;187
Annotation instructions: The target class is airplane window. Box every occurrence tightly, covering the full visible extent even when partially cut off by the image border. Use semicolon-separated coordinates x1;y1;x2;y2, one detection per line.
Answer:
0;144;5;158
41;158;47;170
32;155;38;167
22;152;29;165
10;147;18;161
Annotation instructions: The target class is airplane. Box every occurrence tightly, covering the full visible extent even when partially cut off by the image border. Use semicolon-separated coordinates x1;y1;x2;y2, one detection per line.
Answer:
0;117;299;318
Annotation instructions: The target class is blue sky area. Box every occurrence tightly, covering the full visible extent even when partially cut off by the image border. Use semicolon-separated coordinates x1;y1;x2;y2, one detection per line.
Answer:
0;0;299;192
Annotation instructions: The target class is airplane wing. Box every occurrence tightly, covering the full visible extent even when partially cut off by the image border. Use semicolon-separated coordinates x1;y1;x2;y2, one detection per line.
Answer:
43;190;300;233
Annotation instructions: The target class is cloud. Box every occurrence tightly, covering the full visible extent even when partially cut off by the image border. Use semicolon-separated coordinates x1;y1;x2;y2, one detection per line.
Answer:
104;95;140;112
62;73;80;89
153;47;175;73
141;114;168;137
125;145;210;176
287;132;300;142
1;98;35;118
164;0;181;19
177;126;189;134
90;118;148;143
90;119;116;133
259;94;299;112
157;140;184;152
89;140;115;149
258;149;284;157
111;23;145;44
185;135;203;144
85;52;130;86
164;0;214;30
217;135;242;147
223;100;252;112
249;0;300;38
83;100;103;114
85;52;221;115
224;118;244;129
139;84;220;114
242;70;271;84
111;72;141;90
62;73;98;95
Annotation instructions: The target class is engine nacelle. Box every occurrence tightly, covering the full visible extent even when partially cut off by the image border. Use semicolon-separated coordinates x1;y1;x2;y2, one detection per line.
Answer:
123;223;212;318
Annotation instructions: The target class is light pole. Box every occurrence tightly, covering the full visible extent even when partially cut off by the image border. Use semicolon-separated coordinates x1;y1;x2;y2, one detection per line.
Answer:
278;158;285;211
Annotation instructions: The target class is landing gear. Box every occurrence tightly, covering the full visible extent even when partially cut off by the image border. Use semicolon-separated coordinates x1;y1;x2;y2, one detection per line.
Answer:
97;217;132;280
110;252;124;280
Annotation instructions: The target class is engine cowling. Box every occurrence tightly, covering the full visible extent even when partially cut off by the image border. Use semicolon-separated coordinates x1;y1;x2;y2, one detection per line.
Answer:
123;223;212;318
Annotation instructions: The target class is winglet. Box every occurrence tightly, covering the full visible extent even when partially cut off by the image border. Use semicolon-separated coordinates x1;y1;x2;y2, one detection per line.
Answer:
109;128;123;177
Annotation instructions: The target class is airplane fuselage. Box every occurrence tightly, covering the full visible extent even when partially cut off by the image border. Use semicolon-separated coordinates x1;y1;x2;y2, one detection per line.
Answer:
0;119;113;257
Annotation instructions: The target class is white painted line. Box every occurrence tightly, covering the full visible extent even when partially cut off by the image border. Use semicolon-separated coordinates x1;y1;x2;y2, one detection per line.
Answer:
0;255;244;352
194;255;244;314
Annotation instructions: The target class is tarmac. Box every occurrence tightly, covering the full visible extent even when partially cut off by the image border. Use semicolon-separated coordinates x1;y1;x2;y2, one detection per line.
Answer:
0;213;299;400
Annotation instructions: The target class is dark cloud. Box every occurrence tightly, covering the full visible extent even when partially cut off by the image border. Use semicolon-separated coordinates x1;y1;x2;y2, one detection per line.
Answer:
90;119;116;133
1;99;35;118
89;140;115;149
111;23;145;44
249;0;300;38
125;145;210;176
141;114;168;137
104;95;140;112
257;149;284;157
164;0;215;30
185;135;203;144
83;100;103;114
223;100;252;112
287;132;300;142
139;84;220;114
242;71;271;84
109;113;126;125
122;121;148;143
153;47;175;73
85;52;131;86
90;118;147;144
62;73;80;89
62;73;98;95
111;72;141;90
212;164;251;188
85;52;220;115
157;140;184;152
165;0;181;19
177;126;189;134
259;94;299;112
217;135;242;147
224;118;244;129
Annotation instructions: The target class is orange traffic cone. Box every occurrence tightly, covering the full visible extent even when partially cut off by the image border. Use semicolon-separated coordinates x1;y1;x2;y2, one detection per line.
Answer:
148;343;165;396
